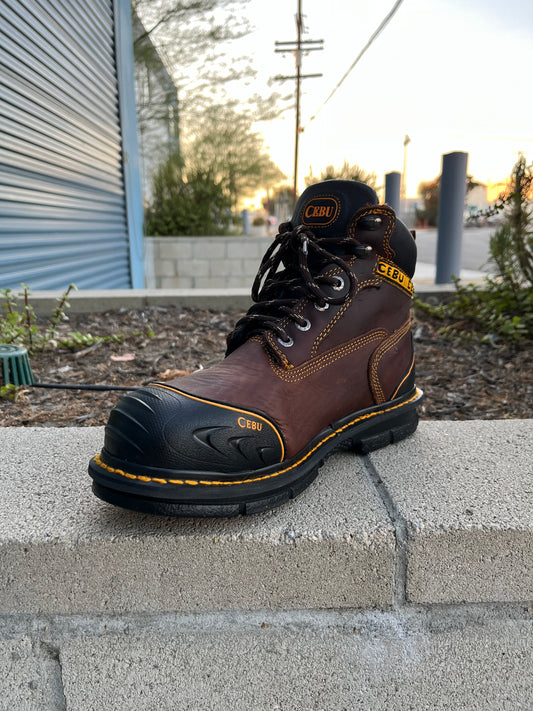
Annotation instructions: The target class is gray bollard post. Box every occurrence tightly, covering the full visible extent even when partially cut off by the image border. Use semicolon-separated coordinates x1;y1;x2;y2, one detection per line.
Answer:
385;172;401;214
242;209;250;235
436;151;468;283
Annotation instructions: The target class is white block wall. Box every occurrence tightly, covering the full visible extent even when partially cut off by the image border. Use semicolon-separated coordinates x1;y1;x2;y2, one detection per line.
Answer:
145;236;273;289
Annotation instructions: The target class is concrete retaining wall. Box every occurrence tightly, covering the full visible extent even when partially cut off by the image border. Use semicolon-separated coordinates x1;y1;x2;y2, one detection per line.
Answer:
0;420;531;708
145;235;272;289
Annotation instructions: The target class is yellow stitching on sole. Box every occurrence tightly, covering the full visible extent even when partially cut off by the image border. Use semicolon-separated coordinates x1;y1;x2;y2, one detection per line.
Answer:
92;389;421;488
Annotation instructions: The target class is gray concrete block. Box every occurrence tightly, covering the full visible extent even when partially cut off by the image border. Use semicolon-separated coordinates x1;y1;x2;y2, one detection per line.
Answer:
0;638;66;710
227;258;246;277
0;429;394;613
155;259;176;278
158;240;192;261
227;240;264;259
60;618;533;710
179;259;210;278
226;275;253;288
192;239;226;260
212;258;234;278
158;276;182;288
194;276;231;288
244;257;260;274
369;420;533;603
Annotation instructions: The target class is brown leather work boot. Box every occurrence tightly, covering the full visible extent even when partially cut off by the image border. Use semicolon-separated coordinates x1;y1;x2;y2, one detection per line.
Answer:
89;180;423;516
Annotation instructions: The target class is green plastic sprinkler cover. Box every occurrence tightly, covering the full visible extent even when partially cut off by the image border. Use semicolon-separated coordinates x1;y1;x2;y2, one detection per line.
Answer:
0;344;35;386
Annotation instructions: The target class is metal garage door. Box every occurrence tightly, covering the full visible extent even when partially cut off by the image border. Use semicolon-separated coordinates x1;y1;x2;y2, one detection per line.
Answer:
0;0;144;290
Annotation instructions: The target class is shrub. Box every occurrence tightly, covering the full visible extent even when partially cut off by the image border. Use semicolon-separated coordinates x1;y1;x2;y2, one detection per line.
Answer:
416;155;533;344
145;153;232;236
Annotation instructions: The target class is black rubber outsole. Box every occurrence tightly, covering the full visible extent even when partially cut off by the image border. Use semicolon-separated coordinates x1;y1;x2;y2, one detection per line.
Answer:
89;388;423;517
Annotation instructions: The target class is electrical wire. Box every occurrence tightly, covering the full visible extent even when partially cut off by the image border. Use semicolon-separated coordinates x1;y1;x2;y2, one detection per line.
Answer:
305;0;405;127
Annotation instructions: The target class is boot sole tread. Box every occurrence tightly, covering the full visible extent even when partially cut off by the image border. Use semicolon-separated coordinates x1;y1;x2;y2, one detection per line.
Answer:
89;388;423;517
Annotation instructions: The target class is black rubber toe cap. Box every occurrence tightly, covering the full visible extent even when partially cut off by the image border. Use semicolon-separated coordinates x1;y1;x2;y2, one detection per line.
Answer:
102;383;285;476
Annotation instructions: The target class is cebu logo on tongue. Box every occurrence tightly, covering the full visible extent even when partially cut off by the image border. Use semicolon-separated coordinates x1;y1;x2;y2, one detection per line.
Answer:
301;195;340;227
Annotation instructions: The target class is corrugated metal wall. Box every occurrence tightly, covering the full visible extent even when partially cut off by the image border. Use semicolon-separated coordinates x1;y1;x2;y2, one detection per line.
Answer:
0;0;138;289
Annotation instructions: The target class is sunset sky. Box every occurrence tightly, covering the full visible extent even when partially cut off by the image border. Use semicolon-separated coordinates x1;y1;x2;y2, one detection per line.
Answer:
234;0;533;198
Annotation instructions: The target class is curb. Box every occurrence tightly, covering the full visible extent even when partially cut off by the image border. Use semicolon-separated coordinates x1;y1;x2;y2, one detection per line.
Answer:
13;283;466;316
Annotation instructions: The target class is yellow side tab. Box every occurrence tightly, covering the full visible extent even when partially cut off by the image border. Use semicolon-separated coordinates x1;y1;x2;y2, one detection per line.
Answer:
376;261;414;297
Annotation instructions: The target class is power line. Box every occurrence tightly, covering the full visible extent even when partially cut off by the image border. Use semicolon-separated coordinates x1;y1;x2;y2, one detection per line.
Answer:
305;0;405;127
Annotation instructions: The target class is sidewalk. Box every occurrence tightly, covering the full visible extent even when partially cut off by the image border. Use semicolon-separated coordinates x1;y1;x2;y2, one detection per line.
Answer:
414;260;486;283
1;421;531;709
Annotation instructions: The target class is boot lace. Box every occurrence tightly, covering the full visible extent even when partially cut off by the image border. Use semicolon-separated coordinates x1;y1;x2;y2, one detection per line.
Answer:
226;222;370;360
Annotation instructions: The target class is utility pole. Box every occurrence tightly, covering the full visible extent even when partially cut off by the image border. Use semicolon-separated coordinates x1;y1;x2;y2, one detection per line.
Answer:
274;0;323;207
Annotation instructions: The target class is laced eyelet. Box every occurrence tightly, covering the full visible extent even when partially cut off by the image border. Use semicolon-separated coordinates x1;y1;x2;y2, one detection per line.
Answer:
358;216;382;230
332;276;344;291
314;302;330;311
295;318;311;331
277;335;294;347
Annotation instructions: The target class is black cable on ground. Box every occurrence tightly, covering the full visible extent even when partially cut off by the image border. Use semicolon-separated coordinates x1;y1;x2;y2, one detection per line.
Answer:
32;382;140;392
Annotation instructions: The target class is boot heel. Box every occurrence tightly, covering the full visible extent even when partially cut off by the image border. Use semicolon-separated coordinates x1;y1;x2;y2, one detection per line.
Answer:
353;409;419;454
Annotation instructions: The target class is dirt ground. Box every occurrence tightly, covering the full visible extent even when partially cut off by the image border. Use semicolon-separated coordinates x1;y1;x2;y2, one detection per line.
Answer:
1;305;531;427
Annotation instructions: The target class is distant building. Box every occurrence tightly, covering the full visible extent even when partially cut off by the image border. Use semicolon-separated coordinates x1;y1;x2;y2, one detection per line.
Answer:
0;0;144;289
464;184;489;222
466;184;489;212
132;12;180;206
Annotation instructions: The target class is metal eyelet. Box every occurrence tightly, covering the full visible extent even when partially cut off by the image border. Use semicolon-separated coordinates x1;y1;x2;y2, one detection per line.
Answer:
332;276;344;291
358;216;382;230
277;335;294;347
314;302;330;311
295;318;311;331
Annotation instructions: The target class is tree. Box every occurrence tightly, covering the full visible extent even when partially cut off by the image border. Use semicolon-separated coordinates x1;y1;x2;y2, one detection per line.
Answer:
417;178;439;226
305;161;377;189
133;0;250;77
145;152;232;236
184;105;285;208
132;0;283;122
263;184;296;216
417;174;484;227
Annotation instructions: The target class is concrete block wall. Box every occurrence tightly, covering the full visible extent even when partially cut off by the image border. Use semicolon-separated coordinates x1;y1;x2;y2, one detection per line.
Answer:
145;236;273;289
0;420;532;709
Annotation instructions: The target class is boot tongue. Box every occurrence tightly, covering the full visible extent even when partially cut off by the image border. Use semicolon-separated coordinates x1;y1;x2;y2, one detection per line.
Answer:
291;179;379;238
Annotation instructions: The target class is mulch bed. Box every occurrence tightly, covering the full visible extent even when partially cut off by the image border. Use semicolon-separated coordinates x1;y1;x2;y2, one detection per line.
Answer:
1;305;531;427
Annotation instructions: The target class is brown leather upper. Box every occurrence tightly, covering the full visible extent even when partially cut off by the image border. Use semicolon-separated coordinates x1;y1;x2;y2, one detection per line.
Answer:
166;204;415;459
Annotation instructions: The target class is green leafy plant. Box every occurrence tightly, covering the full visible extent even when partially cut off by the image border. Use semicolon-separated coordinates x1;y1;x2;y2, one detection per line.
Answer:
57;332;126;351
0;383;19;400
0;284;79;351
416;155;533;344
0;285;40;349
0;284;138;353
